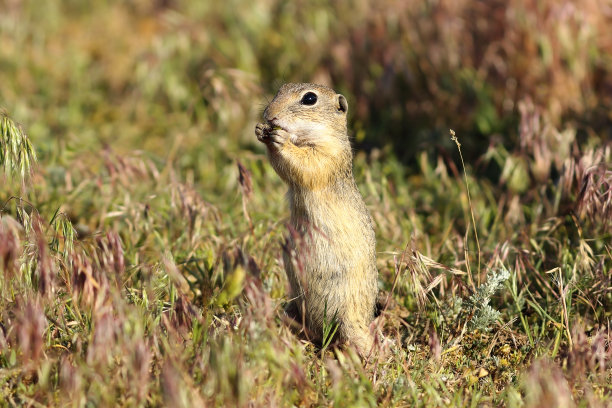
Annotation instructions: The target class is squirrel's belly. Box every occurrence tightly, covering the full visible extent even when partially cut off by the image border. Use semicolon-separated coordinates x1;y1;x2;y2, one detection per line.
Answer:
286;187;377;316
286;227;377;337
287;209;377;298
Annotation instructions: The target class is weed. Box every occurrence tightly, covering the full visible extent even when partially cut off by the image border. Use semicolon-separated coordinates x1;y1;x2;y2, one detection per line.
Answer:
467;268;511;332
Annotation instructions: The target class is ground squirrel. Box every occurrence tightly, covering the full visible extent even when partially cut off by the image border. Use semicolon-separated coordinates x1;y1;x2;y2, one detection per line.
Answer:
255;83;378;355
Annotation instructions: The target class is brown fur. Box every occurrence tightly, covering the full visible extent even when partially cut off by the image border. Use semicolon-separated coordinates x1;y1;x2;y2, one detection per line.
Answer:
255;83;378;354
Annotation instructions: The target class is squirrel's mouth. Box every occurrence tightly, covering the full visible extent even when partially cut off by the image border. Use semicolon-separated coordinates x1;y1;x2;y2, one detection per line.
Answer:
267;119;285;131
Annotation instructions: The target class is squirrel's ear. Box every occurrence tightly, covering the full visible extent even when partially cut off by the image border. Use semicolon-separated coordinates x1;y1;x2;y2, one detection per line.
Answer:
337;94;348;114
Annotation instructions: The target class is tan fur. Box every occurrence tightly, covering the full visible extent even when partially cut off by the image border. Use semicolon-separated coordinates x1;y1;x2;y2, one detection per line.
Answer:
255;83;378;355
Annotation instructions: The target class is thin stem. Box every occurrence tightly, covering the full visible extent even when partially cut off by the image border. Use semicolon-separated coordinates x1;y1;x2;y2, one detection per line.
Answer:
450;129;481;285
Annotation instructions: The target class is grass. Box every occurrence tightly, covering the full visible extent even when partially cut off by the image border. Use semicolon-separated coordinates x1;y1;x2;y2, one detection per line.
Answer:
0;1;611;407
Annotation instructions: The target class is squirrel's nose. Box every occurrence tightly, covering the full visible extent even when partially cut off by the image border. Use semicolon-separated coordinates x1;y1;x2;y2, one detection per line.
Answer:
262;107;272;121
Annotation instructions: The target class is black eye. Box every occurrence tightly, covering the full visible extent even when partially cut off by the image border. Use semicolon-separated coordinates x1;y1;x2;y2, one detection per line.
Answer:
300;92;317;105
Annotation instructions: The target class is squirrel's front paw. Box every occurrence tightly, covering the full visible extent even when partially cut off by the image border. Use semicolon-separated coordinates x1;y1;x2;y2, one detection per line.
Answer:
255;123;289;147
255;122;272;143
268;128;290;147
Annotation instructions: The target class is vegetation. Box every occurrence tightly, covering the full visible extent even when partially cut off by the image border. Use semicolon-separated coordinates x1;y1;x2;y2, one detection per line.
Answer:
0;0;610;406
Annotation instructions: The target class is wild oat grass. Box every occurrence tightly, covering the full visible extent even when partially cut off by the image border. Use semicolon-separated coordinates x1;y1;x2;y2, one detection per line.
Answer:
0;1;611;407
0;112;36;180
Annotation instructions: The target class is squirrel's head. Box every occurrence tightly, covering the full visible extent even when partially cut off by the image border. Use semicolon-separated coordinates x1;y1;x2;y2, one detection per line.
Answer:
263;83;349;144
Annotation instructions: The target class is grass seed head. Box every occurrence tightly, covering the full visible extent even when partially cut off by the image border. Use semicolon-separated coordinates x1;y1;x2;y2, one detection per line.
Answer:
14;300;47;364
0;216;21;276
32;215;56;296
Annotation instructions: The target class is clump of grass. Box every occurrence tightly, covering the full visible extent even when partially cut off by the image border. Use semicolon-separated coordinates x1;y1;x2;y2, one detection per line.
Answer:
321;301;340;353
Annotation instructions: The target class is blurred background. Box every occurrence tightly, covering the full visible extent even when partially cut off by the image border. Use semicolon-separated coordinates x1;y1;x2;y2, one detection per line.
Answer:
2;0;610;175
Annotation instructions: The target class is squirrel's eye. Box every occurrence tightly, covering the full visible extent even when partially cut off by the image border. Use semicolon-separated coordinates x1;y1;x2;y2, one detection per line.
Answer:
300;92;317;106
